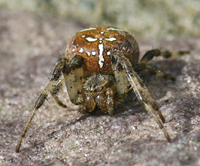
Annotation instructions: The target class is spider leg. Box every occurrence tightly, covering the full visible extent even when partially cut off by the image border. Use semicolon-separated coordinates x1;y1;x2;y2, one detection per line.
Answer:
95;87;114;115
79;92;96;113
112;57;166;122
106;88;114;115
140;49;189;64
50;77;67;108
112;52;171;142
113;64;130;96
16;59;65;152
134;63;175;81
50;54;69;108
62;55;84;105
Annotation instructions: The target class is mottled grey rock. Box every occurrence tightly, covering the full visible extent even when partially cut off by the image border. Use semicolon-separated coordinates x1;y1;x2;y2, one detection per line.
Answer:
0;10;200;166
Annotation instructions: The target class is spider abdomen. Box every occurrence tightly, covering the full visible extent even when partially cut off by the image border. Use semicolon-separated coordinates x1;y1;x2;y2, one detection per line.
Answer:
66;26;140;74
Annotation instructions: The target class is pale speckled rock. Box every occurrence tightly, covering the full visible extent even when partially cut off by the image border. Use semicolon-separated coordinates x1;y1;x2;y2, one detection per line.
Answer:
0;10;200;166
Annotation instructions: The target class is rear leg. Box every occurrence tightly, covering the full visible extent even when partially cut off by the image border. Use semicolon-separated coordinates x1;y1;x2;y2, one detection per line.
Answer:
140;49;189;64
138;49;189;81
134;63;175;81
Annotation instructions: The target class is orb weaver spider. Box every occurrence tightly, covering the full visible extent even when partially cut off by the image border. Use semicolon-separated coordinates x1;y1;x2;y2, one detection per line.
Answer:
16;26;188;152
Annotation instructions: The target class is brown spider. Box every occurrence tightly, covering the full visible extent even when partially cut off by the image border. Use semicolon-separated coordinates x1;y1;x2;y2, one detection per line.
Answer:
16;26;188;152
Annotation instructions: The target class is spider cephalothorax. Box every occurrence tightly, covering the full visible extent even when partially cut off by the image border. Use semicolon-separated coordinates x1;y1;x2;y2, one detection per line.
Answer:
16;26;188;152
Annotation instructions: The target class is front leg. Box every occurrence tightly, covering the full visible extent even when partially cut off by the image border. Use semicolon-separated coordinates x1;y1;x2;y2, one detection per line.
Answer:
95;88;114;115
50;53;68;108
112;51;171;142
62;55;85;105
16;59;65;152
78;92;96;113
50;77;67;108
134;63;175;81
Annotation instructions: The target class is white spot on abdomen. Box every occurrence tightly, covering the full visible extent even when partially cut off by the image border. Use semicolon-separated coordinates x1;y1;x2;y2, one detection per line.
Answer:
86;51;91;56
106;27;123;31
107;51;111;56
85;37;98;42
98;44;104;68
80;27;97;32
79;47;84;53
92;51;96;56
105;37;117;42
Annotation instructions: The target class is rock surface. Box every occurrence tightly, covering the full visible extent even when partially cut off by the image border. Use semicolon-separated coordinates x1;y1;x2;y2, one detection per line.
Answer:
0;10;200;166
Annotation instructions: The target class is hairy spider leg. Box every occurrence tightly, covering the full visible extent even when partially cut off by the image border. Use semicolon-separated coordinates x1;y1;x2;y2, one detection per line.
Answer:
62;55;84;105
50;77;67;108
113;63;130;97
140;49;189;64
95;87;114;115
105;88;114;115
50;53;68;107
136;49;189;81
80;92;96;113
112;55;166;123
112;51;171;142
49;53;81;108
16;60;65;152
134;63;175;81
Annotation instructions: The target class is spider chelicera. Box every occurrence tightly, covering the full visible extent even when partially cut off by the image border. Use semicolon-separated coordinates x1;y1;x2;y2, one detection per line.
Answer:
16;26;188;152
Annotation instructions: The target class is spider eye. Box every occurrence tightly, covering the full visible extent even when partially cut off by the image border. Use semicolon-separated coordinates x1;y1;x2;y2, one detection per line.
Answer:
90;86;96;92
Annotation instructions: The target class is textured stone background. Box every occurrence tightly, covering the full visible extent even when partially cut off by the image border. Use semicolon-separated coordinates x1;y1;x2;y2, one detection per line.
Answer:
0;1;200;166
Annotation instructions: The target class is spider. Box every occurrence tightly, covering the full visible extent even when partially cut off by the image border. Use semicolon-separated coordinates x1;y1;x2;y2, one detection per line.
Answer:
16;26;188;152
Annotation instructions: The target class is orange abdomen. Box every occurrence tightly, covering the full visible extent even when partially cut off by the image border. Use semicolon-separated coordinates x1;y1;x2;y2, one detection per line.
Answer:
66;26;140;74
